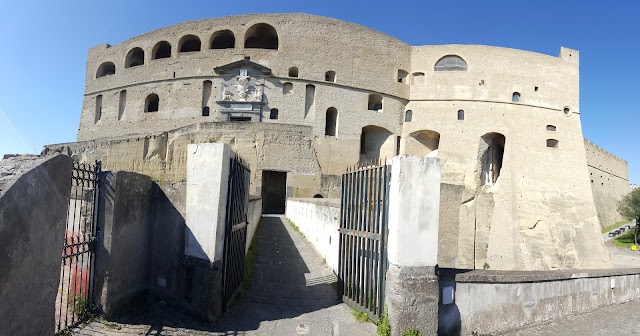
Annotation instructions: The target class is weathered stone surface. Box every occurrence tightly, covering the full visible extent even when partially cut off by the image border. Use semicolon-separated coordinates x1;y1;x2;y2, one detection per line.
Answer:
0;154;72;335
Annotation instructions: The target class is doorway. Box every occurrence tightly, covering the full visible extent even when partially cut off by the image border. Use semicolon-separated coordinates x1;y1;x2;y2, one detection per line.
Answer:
261;170;287;214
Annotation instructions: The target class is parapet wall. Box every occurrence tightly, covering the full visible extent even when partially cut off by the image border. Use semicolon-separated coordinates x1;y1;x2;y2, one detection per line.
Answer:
584;139;630;227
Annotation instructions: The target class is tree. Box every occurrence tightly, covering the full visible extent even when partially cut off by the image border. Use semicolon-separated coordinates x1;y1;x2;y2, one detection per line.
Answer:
618;188;640;245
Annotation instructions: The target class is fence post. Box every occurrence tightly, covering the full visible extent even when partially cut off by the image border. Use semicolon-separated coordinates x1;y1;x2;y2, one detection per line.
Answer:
385;155;441;336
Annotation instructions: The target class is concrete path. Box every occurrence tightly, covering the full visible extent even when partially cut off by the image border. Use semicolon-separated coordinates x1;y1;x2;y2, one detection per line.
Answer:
74;215;376;336
502;299;640;336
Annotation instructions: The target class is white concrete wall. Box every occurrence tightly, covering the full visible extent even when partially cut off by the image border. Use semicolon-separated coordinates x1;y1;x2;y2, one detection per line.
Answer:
285;198;341;274
185;143;232;262
246;196;262;253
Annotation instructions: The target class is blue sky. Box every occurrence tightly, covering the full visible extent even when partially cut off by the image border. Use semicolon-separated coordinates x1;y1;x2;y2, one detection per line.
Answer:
0;1;637;183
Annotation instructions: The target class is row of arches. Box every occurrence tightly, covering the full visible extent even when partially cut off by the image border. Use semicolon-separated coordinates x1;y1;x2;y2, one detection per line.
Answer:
96;23;279;78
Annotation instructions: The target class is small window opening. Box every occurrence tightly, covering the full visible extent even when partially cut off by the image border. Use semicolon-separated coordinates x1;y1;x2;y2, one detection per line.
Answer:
244;23;279;49
479;133;506;186
210;30;235;49
283;82;293;94
563;107;571;116
152;41;172;59
405;110;413;122
546;125;556;131
512;92;521;103
118;90;127;120
547;139;559;148
178;35;201;53
368;94;383;111
313;194;324;199
288;67;299;77
270;108;279;120
244;56;251;60
95;95;102;123
396;136;401;156
325;71;336;82
457;110;464;120
145;94;159;112
202;106;210;116
230;116;251;122
304;84;315;118
125;47;145;68
534;86;539;91
325;107;338;136
96;62;116;78
397;70;409;83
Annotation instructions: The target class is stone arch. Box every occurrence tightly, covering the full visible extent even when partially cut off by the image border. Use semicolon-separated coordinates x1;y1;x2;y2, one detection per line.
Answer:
244;23;278;49
145;94;159;112
360;125;393;162
283;82;293;94
512;92;521;102
288;67;299;77
478;132;506;185
325;71;336;82
125;47;145;68
404;110;413;122
96;62;115;78
178;35;201;53
325;107;338;136
210;30;235;49
397;69;408;83
405;130;440;157
152;41;172;59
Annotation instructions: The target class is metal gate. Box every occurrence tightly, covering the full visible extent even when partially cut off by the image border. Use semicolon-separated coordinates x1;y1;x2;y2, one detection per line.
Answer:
55;161;101;334
221;155;250;309
338;161;390;321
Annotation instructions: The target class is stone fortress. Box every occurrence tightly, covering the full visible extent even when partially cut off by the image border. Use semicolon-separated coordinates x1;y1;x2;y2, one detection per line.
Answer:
45;13;630;271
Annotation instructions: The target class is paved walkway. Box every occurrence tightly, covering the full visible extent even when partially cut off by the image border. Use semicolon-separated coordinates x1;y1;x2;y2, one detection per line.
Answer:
502;299;640;336
74;215;375;336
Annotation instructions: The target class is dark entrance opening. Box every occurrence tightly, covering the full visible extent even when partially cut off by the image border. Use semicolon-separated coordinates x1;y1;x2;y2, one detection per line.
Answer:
261;170;287;214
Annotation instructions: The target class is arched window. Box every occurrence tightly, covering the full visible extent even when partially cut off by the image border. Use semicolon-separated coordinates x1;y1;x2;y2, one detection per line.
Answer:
434;55;468;71
210;30;235;49
547;139;559;148
406;130;440;157
288;67;299;77
270;108;279;120
479;133;506;185
283;82;293;94
397;70;409;83
325;107;338;136
95;95;102;123
325;71;336;82
152;41;172;59
360;125;393;161
313;194;324;199
244;23;278;49
96;62;115;78
546;125;557;131
178;35;201;53
512;92;521;103
118;90;126;121
412;72;425;85
145;94;159;112
405;110;413;122
125;47;145;68
368;94;383;111
457;110;465;120
305;84;315;118
202;80;212;113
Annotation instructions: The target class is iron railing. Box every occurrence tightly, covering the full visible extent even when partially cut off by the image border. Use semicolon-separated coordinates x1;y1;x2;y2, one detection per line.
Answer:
55;161;101;334
221;154;250;309
338;161;390;321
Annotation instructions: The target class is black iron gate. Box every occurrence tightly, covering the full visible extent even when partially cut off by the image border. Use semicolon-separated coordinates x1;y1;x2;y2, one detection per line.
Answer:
338;161;390;321
55;161;101;334
221;155;250;309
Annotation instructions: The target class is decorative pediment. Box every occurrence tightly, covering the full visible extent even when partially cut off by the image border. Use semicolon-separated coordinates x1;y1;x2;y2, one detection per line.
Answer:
214;59;271;75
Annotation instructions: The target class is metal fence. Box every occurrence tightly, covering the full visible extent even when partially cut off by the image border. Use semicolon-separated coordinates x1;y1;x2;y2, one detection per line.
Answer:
338;161;390;321
221;154;250;309
55;161;101;334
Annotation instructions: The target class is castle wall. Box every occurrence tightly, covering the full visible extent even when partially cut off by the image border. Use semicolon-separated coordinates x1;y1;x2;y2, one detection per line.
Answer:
584;139;630;228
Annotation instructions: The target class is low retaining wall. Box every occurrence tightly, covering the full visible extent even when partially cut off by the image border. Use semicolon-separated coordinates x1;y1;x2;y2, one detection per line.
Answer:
246;196;262;253
285;198;340;274
440;268;640;335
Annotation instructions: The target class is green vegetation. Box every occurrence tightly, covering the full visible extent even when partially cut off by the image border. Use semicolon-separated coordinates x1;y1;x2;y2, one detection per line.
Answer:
618;188;640;244
483;262;490;270
613;228;638;249
377;310;391;336
602;219;632;233
241;219;262;295
401;327;422;336
69;295;90;320
352;308;370;323
286;218;304;237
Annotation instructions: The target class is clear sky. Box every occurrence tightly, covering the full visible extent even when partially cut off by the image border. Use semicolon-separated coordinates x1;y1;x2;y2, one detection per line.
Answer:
0;0;637;183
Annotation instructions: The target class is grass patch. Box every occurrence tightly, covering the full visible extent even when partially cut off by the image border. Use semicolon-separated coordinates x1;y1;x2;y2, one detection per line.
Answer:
377;310;391;336
602;219;632;233
240;219;262;295
613;227;638;249
285;218;304;237
352;308;370;323
401;327;422;336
